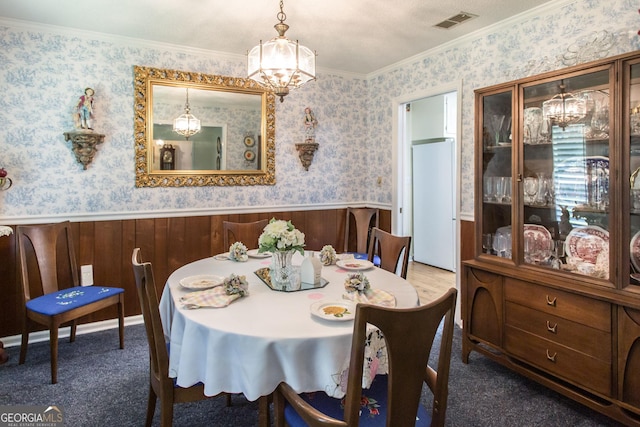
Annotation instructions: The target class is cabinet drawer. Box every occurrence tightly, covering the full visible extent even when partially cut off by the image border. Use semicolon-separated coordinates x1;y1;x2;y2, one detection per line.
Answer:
504;278;611;332
505;325;612;396
505;302;611;362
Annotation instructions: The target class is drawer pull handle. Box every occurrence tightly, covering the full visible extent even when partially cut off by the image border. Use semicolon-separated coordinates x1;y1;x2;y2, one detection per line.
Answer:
546;321;557;333
546;350;557;362
545;295;557;306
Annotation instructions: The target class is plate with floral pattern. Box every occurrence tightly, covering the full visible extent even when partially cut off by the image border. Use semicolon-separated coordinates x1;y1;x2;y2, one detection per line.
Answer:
310;301;355;321
336;260;374;271
179;275;224;290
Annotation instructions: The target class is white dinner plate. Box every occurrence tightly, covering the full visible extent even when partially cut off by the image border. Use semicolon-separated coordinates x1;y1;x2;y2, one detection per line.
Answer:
248;249;271;258
213;252;230;261
336;259;374;271
179;275;224;290
310;301;356;322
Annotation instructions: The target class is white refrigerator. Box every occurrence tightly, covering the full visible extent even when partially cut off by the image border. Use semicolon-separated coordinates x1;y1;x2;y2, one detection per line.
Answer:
412;138;455;271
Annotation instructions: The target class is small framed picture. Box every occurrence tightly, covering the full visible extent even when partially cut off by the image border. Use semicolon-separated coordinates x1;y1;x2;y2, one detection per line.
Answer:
244;150;256;161
244;136;255;147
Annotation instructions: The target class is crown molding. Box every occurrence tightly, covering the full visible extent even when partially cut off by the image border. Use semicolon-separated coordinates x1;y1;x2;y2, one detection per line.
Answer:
366;0;576;79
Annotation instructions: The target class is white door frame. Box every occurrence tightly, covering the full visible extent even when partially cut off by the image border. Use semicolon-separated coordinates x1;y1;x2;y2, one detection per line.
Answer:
391;81;463;269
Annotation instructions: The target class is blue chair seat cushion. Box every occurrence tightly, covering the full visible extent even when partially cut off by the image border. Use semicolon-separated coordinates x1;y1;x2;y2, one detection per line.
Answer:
283;375;431;427
349;252;381;266
26;286;124;316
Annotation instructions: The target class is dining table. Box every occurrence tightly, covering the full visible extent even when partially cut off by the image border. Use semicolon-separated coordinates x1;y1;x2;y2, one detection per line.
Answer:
158;251;420;426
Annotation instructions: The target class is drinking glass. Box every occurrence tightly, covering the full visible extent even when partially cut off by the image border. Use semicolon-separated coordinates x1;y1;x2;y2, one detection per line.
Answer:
495;177;506;203
482;233;493;254
489;115;505;145
523;177;538;205
501;177;512;203
492;234;507;258
483;176;494;202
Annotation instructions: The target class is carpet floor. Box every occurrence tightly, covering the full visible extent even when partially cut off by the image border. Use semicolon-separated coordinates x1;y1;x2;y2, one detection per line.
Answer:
0;324;626;426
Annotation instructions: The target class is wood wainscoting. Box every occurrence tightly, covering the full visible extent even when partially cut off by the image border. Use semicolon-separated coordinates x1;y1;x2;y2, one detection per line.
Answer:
0;208;391;338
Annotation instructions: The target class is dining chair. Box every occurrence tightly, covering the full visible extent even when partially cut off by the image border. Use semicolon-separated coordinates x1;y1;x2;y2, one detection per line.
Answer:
274;287;457;427
344;207;380;263
367;227;412;279
131;248;230;427
16;221;124;384
222;219;269;249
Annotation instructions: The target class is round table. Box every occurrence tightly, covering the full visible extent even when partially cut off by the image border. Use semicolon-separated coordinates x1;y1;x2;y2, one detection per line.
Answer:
159;252;419;402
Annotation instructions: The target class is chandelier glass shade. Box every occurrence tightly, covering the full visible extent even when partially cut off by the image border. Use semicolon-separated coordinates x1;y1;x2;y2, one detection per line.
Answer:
247;0;316;102
542;81;587;130
173;88;201;139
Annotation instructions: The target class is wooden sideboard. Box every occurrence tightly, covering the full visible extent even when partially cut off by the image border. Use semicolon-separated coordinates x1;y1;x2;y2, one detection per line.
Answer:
463;51;640;426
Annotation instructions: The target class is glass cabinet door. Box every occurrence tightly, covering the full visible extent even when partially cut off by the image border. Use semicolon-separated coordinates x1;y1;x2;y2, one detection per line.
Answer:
628;61;640;289
480;90;513;258
521;69;611;279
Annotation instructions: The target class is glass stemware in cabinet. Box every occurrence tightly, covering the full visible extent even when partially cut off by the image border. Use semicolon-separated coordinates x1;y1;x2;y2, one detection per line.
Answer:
523;177;538;205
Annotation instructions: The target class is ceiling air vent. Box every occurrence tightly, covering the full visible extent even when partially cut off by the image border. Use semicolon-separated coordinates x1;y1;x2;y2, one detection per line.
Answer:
434;12;478;29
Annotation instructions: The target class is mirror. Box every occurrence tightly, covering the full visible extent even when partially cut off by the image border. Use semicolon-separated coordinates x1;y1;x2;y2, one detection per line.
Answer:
133;66;276;187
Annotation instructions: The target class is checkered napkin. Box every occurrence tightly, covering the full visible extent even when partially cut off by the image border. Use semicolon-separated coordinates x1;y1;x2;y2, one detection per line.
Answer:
342;289;396;308
180;274;249;309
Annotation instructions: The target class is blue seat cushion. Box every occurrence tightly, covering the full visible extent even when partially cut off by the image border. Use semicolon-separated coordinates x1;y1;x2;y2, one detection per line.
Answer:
284;375;431;427
26;286;124;316
349;252;381;266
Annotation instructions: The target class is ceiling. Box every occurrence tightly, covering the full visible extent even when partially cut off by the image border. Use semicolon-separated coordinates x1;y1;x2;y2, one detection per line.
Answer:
0;0;552;74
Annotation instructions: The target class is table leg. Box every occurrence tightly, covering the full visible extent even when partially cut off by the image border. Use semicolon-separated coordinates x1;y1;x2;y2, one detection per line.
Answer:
0;340;8;364
258;394;272;427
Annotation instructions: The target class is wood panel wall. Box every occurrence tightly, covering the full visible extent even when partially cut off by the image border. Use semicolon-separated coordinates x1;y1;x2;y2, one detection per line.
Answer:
0;208;392;338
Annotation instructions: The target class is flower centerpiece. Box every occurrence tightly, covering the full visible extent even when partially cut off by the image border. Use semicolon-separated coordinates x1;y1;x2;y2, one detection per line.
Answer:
319;245;337;266
344;272;370;294
223;274;249;297
258;218;305;290
229;241;248;262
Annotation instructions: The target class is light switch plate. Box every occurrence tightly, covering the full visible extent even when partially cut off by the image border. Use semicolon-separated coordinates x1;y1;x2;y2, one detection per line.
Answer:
80;264;93;286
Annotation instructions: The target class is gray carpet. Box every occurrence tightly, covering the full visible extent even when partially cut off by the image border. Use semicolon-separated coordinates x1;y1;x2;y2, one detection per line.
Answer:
0;324;625;426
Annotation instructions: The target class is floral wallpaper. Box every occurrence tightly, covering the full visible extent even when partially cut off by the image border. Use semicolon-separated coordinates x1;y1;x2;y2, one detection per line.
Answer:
0;24;367;217
0;0;639;220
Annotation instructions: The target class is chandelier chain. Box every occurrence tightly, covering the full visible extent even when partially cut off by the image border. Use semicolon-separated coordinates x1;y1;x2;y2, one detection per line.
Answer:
277;0;286;24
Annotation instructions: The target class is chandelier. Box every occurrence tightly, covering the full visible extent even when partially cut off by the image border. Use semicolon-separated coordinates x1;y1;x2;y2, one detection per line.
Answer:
542;80;586;130
173;88;201;139
247;0;316;102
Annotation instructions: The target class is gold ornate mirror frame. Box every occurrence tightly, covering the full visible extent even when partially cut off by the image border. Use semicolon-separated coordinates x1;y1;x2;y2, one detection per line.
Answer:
134;66;276;187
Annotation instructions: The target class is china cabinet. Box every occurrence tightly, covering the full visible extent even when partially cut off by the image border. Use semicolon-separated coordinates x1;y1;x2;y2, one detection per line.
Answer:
462;51;640;426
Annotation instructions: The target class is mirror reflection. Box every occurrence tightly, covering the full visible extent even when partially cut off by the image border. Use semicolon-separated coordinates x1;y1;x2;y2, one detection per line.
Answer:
133;66;276;187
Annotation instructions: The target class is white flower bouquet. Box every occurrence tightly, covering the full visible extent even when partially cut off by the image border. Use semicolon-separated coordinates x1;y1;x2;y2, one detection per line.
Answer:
258;218;305;255
229;241;248;262
319;245;337;265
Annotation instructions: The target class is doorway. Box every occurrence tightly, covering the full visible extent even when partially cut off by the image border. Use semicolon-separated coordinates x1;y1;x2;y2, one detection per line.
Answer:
391;85;460;273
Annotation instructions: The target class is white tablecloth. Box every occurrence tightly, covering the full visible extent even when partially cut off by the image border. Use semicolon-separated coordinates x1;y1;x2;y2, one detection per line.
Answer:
159;253;419;401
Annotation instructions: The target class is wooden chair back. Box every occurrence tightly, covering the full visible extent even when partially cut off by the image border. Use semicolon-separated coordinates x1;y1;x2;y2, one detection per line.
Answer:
344;207;379;254
132;248;228;426
17;221;79;301
276;287;458;427
131;248;168;392
367;227;411;279
222;219;269;249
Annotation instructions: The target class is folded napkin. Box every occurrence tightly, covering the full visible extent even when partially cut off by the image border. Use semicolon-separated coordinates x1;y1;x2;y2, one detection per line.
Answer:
181;274;249;309
343;288;396;308
342;272;396;307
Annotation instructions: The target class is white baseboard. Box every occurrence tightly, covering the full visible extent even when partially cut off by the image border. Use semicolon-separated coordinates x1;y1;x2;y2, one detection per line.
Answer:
1;315;144;348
